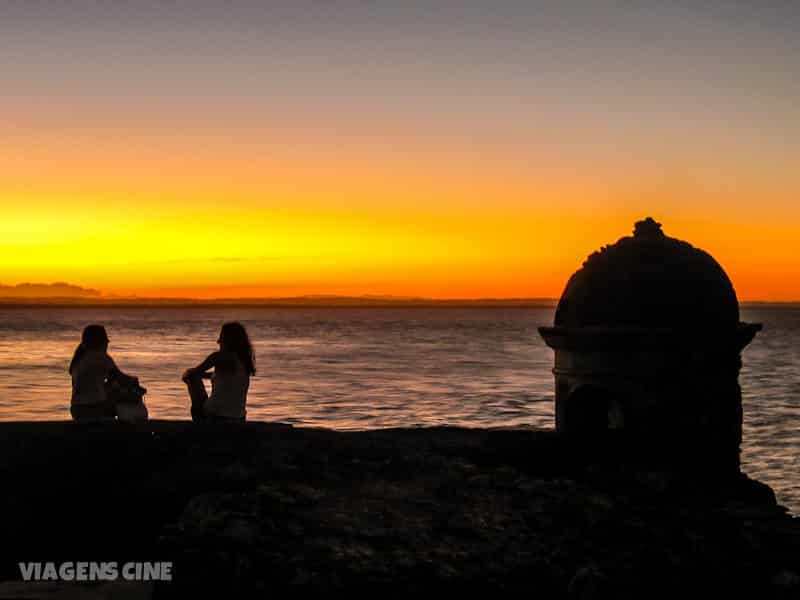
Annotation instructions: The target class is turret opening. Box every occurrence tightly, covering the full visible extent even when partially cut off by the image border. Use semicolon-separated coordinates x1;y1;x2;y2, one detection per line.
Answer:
565;385;625;433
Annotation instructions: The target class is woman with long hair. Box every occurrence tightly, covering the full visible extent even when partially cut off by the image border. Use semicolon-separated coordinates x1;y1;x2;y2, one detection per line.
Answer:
69;324;141;421
182;321;255;421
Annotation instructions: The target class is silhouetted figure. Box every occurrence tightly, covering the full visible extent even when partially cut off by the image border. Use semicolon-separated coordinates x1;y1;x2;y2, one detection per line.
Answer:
69;325;147;422
182;322;255;422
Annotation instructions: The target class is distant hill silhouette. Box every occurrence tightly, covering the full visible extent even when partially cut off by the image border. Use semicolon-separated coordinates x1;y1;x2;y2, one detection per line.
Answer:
0;282;100;298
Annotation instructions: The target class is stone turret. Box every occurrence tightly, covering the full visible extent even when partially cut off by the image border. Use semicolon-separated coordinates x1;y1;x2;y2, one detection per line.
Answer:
539;218;761;472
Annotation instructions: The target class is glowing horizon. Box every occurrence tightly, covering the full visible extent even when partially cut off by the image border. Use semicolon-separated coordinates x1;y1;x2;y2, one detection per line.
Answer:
2;3;798;302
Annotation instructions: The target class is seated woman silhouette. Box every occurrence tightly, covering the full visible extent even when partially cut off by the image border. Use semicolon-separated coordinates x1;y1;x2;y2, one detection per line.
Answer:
69;324;142;421
182;322;255;422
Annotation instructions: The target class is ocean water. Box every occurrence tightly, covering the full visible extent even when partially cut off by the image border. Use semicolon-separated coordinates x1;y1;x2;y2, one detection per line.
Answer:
0;306;797;512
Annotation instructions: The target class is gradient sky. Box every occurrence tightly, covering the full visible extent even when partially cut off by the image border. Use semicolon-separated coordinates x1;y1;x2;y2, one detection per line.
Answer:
1;1;798;299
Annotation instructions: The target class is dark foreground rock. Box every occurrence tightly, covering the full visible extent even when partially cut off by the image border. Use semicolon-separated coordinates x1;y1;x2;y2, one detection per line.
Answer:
0;421;798;598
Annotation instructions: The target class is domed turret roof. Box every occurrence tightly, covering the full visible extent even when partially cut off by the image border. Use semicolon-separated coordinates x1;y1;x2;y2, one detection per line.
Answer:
554;218;740;329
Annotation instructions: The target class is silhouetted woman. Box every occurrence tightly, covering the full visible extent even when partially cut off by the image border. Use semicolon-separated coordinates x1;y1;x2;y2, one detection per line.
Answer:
69;325;135;421
182;322;255;422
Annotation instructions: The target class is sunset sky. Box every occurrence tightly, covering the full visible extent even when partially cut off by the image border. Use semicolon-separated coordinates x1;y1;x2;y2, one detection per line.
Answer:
1;1;798;300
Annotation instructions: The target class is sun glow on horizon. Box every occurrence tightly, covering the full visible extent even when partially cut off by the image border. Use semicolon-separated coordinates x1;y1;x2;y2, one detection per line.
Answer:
2;192;798;301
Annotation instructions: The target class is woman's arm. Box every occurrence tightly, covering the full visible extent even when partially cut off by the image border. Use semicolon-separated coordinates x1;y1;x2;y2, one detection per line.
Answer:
182;352;220;382
106;355;137;386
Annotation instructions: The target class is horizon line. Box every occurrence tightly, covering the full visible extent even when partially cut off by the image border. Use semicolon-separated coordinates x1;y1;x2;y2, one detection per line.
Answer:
0;295;798;308
0;295;558;307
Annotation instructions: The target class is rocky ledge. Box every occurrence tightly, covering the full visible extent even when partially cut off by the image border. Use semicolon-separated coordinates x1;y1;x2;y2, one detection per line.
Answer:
0;421;798;599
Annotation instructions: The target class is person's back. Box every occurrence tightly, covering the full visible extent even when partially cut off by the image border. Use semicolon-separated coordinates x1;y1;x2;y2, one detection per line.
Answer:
205;352;249;419
71;349;114;408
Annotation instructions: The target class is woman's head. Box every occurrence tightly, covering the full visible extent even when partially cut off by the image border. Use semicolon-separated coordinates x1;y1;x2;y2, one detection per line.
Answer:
217;322;256;375
81;325;109;349
69;324;109;374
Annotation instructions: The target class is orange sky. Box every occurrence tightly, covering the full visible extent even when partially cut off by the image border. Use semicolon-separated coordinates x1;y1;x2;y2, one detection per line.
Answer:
1;3;798;301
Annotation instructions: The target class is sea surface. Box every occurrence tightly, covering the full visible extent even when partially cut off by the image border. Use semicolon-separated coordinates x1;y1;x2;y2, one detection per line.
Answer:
0;306;797;512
